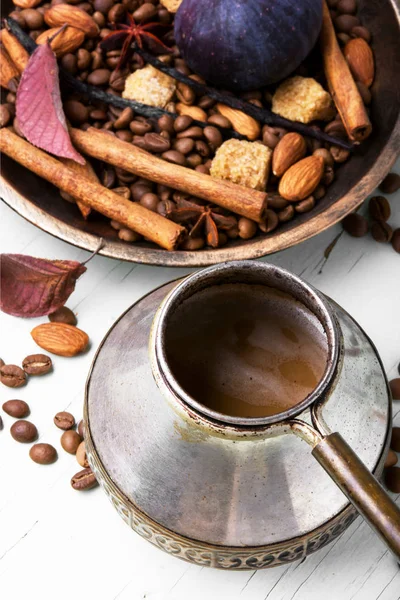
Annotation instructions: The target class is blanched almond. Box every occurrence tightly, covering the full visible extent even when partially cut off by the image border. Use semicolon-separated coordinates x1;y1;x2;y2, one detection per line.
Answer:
278;156;324;201
36;26;85;58
44;4;99;38
272;133;307;177
216;104;261;140
31;323;89;357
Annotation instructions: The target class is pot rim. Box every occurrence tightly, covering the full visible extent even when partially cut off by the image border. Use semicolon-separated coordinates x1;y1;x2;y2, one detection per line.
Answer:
152;260;341;427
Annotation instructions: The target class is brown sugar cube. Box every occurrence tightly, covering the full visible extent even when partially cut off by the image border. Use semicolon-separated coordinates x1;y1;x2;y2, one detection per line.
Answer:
272;76;335;124
210;139;272;191
122;65;176;109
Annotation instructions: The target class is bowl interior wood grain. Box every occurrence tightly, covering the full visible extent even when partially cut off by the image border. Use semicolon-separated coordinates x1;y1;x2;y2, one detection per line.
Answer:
1;0;399;266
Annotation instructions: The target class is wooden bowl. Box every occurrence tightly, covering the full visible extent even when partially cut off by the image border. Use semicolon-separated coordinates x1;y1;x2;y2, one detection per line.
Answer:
1;0;400;267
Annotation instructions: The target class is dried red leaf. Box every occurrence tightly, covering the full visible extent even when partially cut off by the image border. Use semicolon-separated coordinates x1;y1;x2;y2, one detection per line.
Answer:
0;254;86;318
16;40;84;164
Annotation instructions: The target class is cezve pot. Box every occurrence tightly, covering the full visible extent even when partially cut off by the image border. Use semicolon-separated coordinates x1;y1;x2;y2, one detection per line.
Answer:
85;261;399;568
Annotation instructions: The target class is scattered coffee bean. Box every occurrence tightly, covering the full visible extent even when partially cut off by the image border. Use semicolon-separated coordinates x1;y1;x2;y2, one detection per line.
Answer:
87;68;111;86
113;107;133;129
161;150;186;166
174;137;195;155
208;114;232;129
330;145;350;163
76;441;90;467
2;399;30;418
238;218;257;240
132;2;157;22
0;364;27;388
389;378;400;400
130;120;152;135
173;115;193;132
94;0;113;13
379;172;400;195
342;213;368;237
10;420;38;443
390;427;400;452
77;419;85;438
336;0;356;14
368;196;391;221
48;306;77;326
392;229;400;254
71;467;98;491
0;104;11;128
384;449;398;468
20;8;44;29
203;126;223;150
313;148;334;168
63;100;89;125
29;443;58;465
140;193;159;212
295;196;315;213
334;14;359;33
54;411;75;430
61;430;82;454
385;467;400;493
371;221;393;243
118;228;141;242
181;236;206;250
143;132;171;153
22;354;52;376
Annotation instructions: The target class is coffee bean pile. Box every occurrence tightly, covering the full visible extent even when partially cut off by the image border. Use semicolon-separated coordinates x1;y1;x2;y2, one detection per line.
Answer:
1;0;376;250
0;305;98;490
341;172;400;253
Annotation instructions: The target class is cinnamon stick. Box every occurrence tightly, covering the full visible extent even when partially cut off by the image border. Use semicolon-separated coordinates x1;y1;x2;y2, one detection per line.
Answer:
70;127;268;223
0;128;185;251
320;1;371;143
59;157;96;219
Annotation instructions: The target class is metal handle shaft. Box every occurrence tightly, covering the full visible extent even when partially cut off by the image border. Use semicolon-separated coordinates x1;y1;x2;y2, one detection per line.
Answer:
312;432;400;558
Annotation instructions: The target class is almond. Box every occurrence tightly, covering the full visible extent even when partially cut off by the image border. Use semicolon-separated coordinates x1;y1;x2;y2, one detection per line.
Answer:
216;103;261;141
176;103;207;122
278;156;324;201
44;4;99;39
1;28;29;73
36;26;85;58
272;133;307;177
0;46;19;90
31;323;89;357
12;0;41;7
344;38;374;88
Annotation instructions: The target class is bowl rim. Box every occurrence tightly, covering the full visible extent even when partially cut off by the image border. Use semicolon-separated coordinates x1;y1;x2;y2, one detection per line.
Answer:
2;115;399;267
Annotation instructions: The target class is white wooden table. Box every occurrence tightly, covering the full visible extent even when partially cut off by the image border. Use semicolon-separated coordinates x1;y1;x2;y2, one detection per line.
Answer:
1;163;399;600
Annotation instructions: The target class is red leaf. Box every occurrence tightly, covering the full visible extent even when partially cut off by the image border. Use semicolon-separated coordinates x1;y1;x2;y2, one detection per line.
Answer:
16;41;85;164
0;254;86;318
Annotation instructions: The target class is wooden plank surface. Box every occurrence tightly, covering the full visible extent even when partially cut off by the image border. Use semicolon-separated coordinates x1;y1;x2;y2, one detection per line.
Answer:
0;160;399;600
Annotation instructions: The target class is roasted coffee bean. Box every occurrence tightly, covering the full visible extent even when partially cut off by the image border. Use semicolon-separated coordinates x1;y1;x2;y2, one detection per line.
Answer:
0;104;11;128
195;164;210;174
351;25;371;42
324;120;346;137
29;443;57;465
173;115;193;132
368;196;391;221
10;420;38;443
130;182;152;201
226;225;239;239
94;0;114;12
337;32;350;45
392;229;400;254
6;92;16;104
2;399;30;418
140;193;159;212
93;10;106;26
385;467;400;493
203;126;223;150
77;419;85;438
13;118;25;138
313;185;326;200
77;48;91;70
195;140;210;158
313;148;334;168
111;186;130;199
391;427;400;452
186;153;202;168
342;213;368;237
88;68;111;86
115;167;135;184
49;306;77;326
379;172;400;195
278;205;295;223
157;199;174;217
61;430;82;454
176;82;196;105
143;132;171;153
385;449;398;468
176;126;204;139
262;129;280;149
20;8;44;29
118;228;141;242
132;2;157;22
89;108;107;121
91;50;104;71
77;2;93;13
268;195;288;210
336;0;357;13
109;68;128;91
259;210;278;233
54;411;75;430
295;196;315;213
9;11;26;28
197;95;215;110
22;354;52;376
181;236;206;250
330;145;350;163
0;365;27;388
113;107;133;129
76;441;90;467
238;218;257;240
64;100;89;125
173;138;195;155
71;467;98;491
371;221;393;243
356;81;371;105
102;165;116;188
158;114;174;134
334;14;359;32
390;378;400;400
161;150;187;166
322;166;335;186
130;120;152;135
208;114;232;129
61;53;78;75
108;3;126;22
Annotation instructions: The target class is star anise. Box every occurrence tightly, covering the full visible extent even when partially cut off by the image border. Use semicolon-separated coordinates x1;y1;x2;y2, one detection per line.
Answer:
167;198;237;248
100;13;171;71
